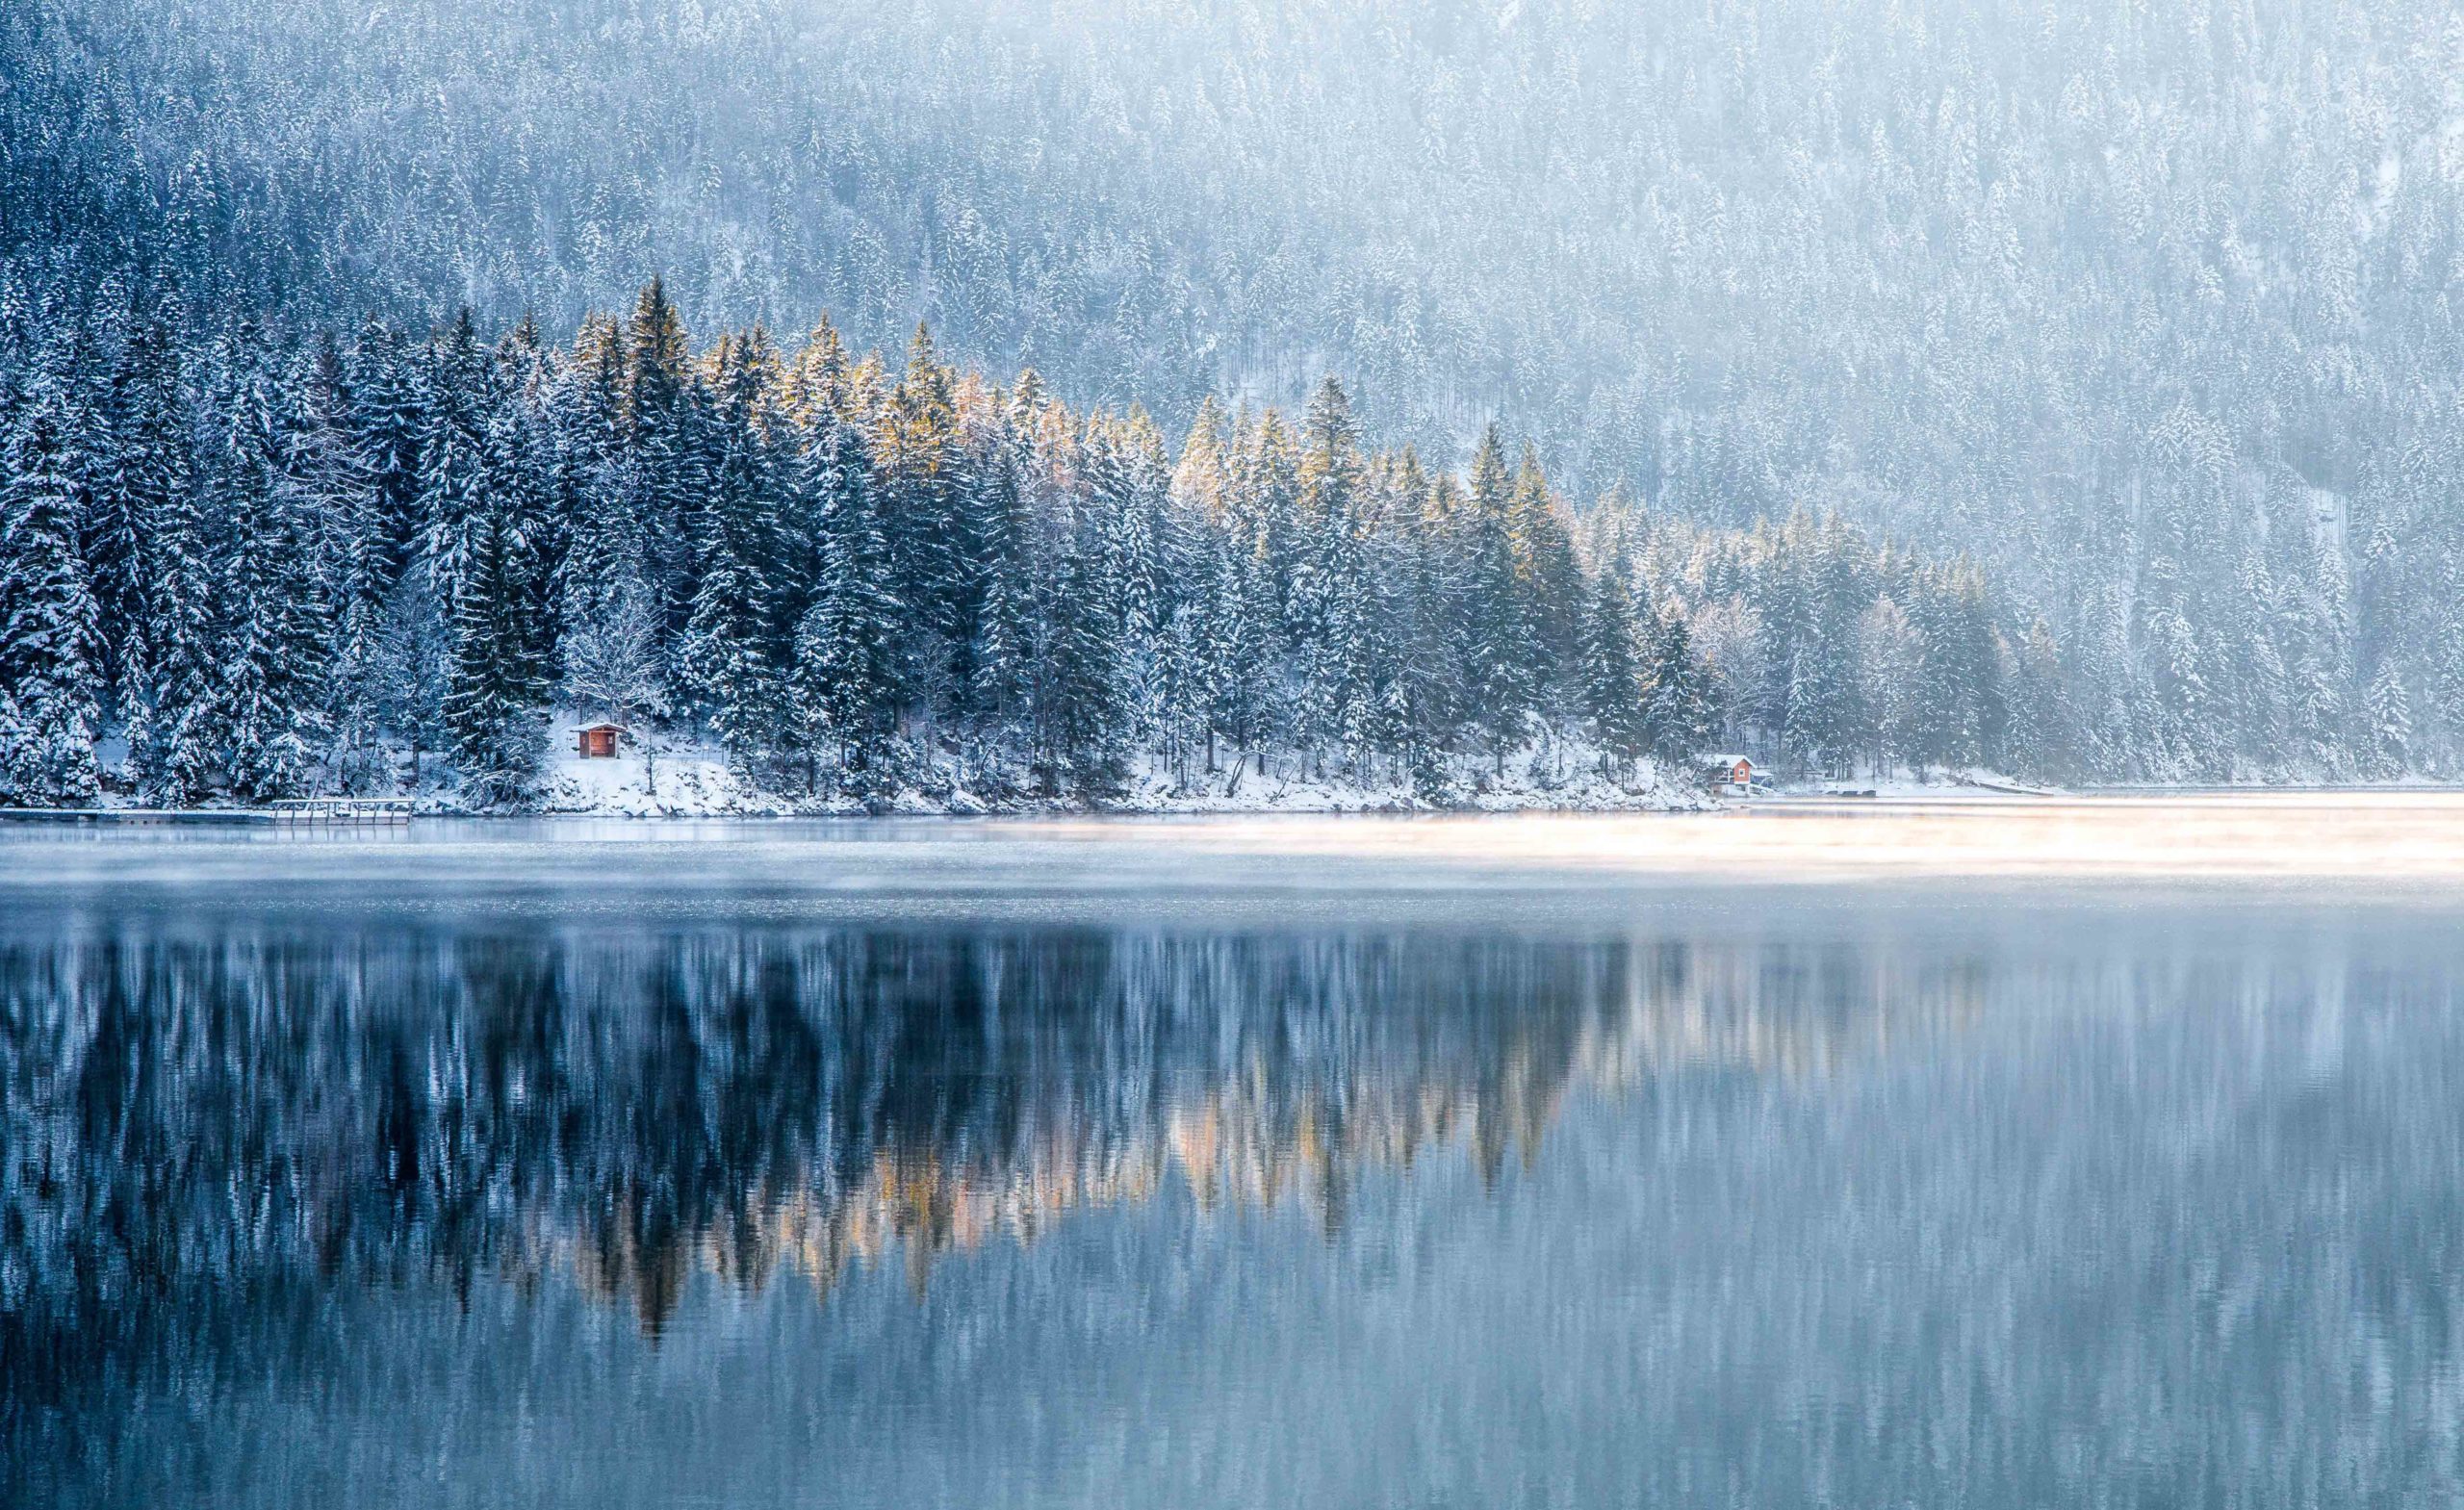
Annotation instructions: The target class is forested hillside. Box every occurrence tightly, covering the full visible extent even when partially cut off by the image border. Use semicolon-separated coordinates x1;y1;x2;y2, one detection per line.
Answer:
0;285;2044;806
0;0;2457;801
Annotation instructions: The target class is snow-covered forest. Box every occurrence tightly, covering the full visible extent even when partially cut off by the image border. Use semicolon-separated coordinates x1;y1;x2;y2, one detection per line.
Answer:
0;0;2456;804
0;287;2014;806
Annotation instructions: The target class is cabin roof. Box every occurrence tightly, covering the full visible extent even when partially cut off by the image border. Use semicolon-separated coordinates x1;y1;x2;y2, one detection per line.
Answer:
571;720;630;733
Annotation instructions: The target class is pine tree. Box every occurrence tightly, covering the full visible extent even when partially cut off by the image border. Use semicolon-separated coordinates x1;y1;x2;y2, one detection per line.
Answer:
136;439;218;803
1578;568;1649;777
2074;583;2143;781
216;360;330;802
422;312;548;806
374;573;450;784
789;421;902;796
551;313;637;628
347;315;427;579
962;440;1033;751
2433;592;2464;772
2004;618;2072;781
1460;424;1537;774
1286;378;1372;765
682;331;786;768
1780;531;1868;779
103;296;208;799
0;389;104;804
873;323;972;711
285;334;385;787
423;312;493;596
90;308;167;712
1905;565;1998;777
1642;605;1717;773
1033;529;1128;801
1855;594;1923;775
1506;441;1581;692
624;278;703;651
1171;395;1232;521
439;493;547;806
2367;660;2412;779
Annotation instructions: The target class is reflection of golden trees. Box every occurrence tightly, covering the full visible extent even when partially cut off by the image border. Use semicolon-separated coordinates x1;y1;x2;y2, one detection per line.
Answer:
3;929;1991;1344
547;944;1989;1330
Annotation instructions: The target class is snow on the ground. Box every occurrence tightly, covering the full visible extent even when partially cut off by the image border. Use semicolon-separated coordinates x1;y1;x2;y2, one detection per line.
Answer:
1794;768;2064;799
80;739;2092;818
537;746;798;817
522;738;1709;817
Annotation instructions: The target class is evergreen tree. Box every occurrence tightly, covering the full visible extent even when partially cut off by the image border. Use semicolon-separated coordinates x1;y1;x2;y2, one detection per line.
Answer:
102;298;201;793
1506;441;1581;692
284;334;385;787
90;305;171;710
551;313;637;627
374;573;451;785
1195;536;1271;776
439;494;547;806
1461;424;1538;773
2004;618;2072;781
623;278;703;648
1641;605;1717;772
962;440;1033;750
1033;529;1129;800
0;390;104;804
216;361;330;802
346;314;427;578
130;383;218;804
878;322;972;717
682;331;786;767
423;312;548;805
789;421;902;795
2367;661;2413;779
1855;594;1923;775
1578;568;1649;776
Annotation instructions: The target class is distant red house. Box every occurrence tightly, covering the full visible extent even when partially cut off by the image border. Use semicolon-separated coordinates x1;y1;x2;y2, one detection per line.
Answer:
575;722;627;759
1703;755;1758;794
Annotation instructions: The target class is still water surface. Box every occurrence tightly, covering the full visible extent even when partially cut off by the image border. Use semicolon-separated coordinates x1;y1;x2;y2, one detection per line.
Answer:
5;809;2463;1507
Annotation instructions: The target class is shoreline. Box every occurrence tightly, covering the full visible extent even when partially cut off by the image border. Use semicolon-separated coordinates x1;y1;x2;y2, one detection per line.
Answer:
9;779;2460;827
10;780;2464;827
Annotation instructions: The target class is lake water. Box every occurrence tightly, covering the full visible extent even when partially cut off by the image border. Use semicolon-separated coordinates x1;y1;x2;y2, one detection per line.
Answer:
6;804;2464;1507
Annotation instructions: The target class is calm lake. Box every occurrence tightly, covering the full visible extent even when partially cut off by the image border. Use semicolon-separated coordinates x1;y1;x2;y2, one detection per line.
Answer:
6;804;2463;1507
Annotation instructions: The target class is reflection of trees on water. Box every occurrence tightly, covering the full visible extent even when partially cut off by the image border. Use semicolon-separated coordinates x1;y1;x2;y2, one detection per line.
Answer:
0;925;1986;1395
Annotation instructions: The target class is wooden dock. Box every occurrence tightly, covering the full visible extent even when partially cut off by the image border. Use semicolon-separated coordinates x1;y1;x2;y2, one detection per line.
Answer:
267;798;415;825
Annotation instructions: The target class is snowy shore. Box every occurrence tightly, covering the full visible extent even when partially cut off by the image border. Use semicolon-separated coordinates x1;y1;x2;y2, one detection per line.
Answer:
35;735;2115;823
27;738;2119;823
524;742;1715;818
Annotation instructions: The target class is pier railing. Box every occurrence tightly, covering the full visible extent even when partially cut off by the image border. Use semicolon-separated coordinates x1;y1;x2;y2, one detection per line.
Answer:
266;798;416;825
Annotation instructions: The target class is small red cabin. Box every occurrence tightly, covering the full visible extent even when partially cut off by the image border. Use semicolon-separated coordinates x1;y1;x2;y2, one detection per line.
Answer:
1702;754;1758;794
575;721;627;759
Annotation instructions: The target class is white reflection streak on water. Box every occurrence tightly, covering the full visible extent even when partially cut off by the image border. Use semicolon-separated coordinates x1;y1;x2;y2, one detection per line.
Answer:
1012;794;2464;882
